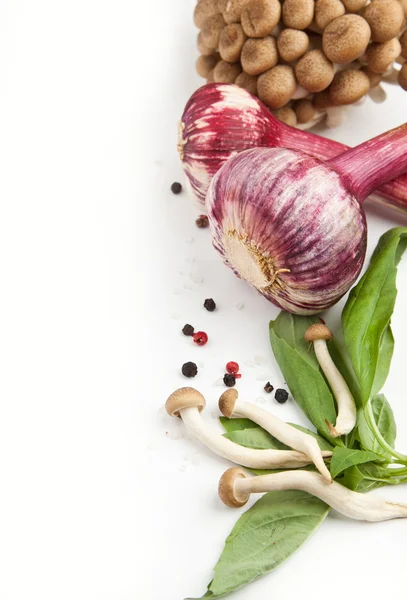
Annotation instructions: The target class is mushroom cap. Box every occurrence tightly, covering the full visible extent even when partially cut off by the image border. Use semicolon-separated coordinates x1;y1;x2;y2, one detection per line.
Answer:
207;68;216;82
304;323;334;342
295;49;334;92
342;0;367;10
194;0;220;28
196;54;220;78
329;69;370;104
398;63;407;91
219;388;239;417
258;64;297;109
165;387;206;417
222;0;249;24
201;13;227;50
198;32;217;56
400;30;407;60
218;467;250;507
313;89;333;109
295;98;316;123
276;106;297;126
322;14;371;64
235;71;258;95
219;23;247;62
277;28;309;62
363;0;404;43
315;0;345;30
214;60;242;82
241;0;281;38
366;38;402;74
282;0;314;30
241;36;278;76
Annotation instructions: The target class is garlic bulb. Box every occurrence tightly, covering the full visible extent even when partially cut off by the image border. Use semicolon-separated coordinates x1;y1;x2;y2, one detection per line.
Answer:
206;123;407;314
179;84;407;216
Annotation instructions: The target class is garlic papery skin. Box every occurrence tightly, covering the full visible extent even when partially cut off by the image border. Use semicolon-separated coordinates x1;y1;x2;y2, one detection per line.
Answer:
206;147;367;314
179;84;276;206
179;83;407;215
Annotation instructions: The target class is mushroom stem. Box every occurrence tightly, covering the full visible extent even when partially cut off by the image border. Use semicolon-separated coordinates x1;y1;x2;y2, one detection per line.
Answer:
219;390;332;482
166;388;331;470
179;406;323;469
304;324;357;437
219;468;407;521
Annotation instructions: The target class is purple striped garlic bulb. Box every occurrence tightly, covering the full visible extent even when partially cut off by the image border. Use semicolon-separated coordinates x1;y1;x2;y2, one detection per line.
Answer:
179;83;407;216
207;124;407;314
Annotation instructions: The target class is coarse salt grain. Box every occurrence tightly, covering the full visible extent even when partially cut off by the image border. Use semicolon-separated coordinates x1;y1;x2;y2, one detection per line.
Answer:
190;272;204;283
254;355;266;365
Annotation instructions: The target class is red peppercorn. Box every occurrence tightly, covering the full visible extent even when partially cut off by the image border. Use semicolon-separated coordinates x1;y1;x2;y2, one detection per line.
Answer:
234;373;242;379
226;361;239;374
193;331;208;346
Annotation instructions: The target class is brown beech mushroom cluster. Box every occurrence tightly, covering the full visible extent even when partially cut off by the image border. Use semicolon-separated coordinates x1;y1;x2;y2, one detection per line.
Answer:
193;0;407;127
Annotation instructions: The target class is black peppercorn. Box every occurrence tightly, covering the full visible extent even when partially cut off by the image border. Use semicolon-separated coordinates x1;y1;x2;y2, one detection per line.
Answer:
182;324;195;336
204;298;216;312
264;382;274;394
275;388;288;404
196;214;209;228
223;373;236;387
171;182;182;194
182;362;198;378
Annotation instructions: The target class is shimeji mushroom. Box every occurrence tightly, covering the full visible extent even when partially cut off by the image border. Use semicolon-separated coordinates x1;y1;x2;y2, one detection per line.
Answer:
219;389;332;482
304;324;357;437
219;467;407;521
165;387;331;469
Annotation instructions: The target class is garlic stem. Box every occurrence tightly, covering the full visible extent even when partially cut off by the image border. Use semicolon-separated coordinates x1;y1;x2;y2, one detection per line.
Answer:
220;468;407;521
330;123;407;201
219;390;332;482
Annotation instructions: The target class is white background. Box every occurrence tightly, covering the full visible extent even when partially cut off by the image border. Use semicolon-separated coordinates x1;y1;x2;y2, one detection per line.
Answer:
0;1;407;599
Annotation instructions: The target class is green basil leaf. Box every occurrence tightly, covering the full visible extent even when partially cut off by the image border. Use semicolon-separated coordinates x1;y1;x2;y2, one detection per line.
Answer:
330;447;380;479
224;427;289;450
341;463;392;493
269;325;338;443
357;394;397;457
192;491;330;599
220;418;333;452
342;227;407;404
371;326;394;398
224;426;333;453
270;313;319;368
289;424;334;451
219;417;257;433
